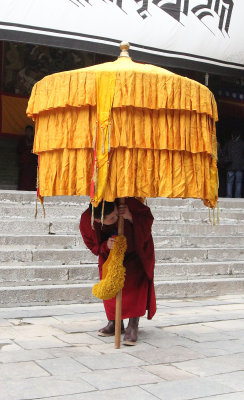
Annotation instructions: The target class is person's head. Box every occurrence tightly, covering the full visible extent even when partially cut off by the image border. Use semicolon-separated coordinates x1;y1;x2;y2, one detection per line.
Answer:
25;125;34;140
231;129;241;141
89;201;118;225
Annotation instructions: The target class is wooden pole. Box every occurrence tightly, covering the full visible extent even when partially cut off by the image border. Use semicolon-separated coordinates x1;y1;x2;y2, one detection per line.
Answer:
115;197;125;349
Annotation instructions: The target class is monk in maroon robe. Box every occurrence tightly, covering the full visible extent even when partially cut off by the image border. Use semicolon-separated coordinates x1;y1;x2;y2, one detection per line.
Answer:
80;198;156;345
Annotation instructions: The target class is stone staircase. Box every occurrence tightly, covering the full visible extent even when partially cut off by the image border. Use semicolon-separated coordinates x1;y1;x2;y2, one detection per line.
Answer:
0;190;244;307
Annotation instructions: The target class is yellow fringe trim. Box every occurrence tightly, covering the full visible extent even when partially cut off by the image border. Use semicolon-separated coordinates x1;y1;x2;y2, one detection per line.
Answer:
92;235;127;300
27;58;218;121
37;148;218;209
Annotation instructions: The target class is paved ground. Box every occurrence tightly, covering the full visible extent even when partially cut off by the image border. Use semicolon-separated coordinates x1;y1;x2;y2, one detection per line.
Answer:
0;295;244;400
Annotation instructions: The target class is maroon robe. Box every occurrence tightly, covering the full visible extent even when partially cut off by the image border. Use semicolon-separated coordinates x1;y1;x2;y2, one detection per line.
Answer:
80;198;156;320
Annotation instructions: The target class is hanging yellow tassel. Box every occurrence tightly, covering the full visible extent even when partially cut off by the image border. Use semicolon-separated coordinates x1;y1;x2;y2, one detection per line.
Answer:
108;122;111;152
35;197;38;219
92;235;127;300
213;208;216;226
101;199;105;226
101;126;105;154
92;134;96;150
209;207;213;225
34;197;46;219
35;160;45;218
94;163;98;197
91;204;95;229
42;202;46;218
91;70;116;206
91;159;98;200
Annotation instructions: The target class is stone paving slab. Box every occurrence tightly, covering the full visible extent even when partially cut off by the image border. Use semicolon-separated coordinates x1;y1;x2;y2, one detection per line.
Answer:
54;332;105;345
46;345;101;358
0;348;56;363
132;345;205;364
51;311;104;322
173;353;244;377
198;394;244;400
162;324;239;343
0;377;95;400
87;341;157;355
223;329;244;339
211;371;244;391
203;319;244;331
79;366;161;390
0;318;12;326
0;306;79;319
0;339;22;352
142;364;196;380
0;360;49;380
141;377;234;400
0;295;244;399
75;352;147;370
14;336;71;350
36;356;91;376
36;386;158;400
176;340;240;357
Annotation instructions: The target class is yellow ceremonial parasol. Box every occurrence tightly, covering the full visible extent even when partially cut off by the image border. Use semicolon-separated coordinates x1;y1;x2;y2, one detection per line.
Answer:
27;42;218;348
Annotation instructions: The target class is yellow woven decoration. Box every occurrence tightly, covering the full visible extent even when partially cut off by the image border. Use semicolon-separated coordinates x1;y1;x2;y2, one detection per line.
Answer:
92;235;127;300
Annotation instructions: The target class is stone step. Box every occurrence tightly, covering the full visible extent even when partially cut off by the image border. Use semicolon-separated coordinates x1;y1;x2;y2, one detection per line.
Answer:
0;265;99;286
0;283;95;307
1;204;244;223
152;223;244;236
0;262;244;286
155;235;244;248
0;190;243;307
0;277;244;306
2;219;242;236
179;210;244;222
1;190;244;210
0;247;244;265
148;197;244;210
0;220;51;235
155;277;244;299
155;261;244;278
1;234;244;249
0;191;88;205
0;235;79;249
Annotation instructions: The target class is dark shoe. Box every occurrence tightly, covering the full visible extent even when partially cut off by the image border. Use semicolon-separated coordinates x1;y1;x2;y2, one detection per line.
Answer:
123;317;139;346
98;320;124;337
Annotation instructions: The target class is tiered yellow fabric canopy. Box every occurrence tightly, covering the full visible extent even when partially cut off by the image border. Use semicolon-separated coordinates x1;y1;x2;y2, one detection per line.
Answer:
27;56;218;208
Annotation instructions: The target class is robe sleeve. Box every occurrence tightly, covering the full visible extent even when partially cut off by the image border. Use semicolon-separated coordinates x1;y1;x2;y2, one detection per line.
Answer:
80;209;109;257
126;198;156;319
126;198;155;281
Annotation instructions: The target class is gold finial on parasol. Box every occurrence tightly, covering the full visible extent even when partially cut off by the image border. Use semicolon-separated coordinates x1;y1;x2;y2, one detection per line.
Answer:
119;41;130;58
